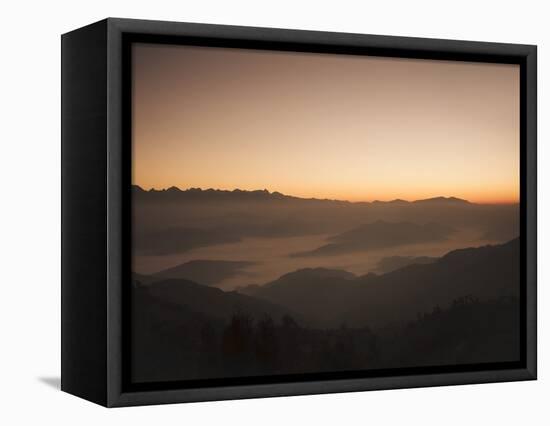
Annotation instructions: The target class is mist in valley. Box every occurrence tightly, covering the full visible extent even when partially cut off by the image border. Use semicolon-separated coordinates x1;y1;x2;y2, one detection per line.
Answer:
132;186;518;290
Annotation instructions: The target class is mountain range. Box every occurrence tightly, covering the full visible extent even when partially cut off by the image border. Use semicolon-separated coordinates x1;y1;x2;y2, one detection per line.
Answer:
292;221;455;257
132;185;471;205
132;186;518;258
134;238;519;329
240;238;519;327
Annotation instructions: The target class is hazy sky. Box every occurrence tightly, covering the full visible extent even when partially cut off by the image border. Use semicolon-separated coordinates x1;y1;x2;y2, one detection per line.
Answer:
132;43;519;203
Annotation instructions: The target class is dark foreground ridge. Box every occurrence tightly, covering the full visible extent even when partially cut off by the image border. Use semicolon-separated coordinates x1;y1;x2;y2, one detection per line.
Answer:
131;238;520;383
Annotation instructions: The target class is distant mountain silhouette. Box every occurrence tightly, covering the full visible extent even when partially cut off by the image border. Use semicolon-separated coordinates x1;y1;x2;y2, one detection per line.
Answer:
133;185;518;259
238;268;356;296
137;277;296;324
239;267;356;296
413;196;470;204
244;239;519;327
271;267;357;283
132;185;343;203
292;221;455;257
152;260;255;286
372;198;409;205
374;255;438;274
132;185;473;205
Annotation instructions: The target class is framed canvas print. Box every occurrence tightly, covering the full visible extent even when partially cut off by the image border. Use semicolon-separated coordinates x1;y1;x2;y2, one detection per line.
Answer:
61;18;537;407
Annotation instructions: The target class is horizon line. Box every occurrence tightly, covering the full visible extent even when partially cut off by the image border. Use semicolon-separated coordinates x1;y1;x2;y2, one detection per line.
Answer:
131;184;520;205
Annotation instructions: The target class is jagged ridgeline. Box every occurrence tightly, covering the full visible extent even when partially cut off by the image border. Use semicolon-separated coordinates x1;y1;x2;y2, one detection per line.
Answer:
132;185;518;257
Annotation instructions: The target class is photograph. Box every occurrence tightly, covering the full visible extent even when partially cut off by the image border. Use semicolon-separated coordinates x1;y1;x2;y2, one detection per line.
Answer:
130;43;521;384
0;0;544;422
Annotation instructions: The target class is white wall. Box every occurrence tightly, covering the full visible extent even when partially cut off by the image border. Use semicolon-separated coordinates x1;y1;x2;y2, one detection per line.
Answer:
1;0;547;423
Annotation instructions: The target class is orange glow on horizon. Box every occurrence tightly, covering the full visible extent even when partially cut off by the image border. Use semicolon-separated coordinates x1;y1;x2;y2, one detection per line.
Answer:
132;44;520;207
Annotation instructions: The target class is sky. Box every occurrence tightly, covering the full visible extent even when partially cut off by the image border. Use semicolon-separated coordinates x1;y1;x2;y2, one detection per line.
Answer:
132;43;520;204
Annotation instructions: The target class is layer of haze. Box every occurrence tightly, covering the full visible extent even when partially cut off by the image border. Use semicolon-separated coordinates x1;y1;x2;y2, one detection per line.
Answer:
132;43;519;204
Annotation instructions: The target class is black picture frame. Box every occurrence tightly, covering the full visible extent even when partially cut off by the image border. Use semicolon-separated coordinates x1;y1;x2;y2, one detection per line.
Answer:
61;17;537;407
